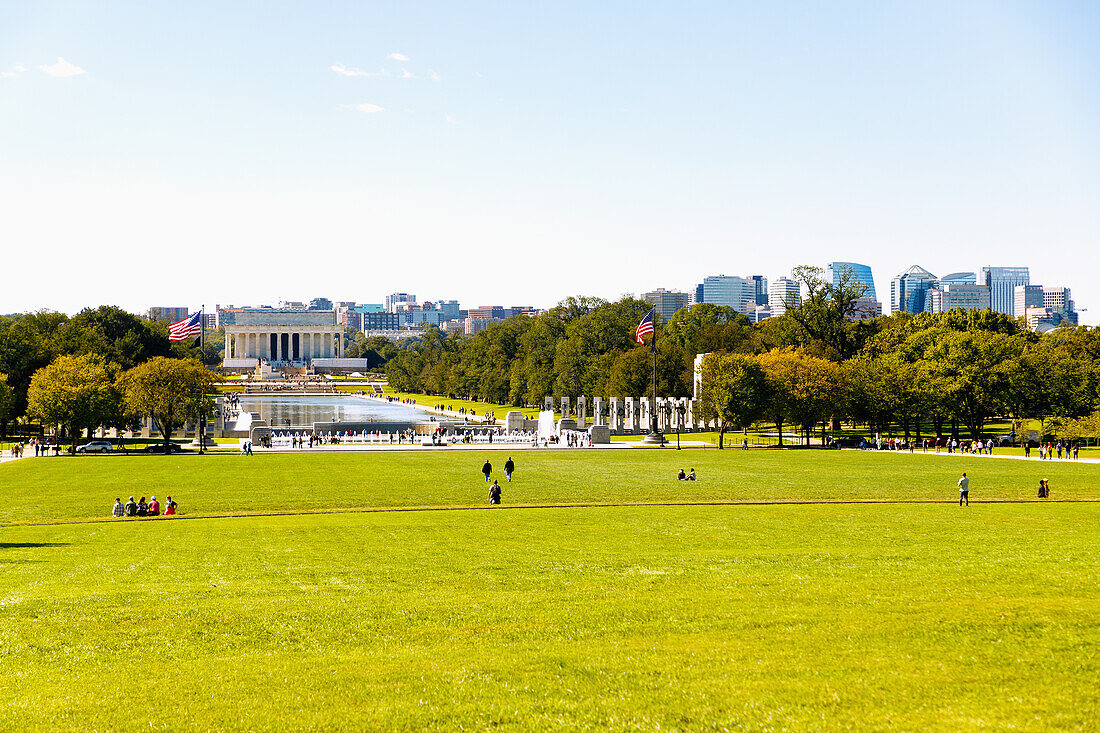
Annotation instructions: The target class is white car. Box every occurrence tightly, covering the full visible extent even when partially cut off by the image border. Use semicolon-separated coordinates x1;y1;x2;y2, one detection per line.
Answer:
76;440;113;453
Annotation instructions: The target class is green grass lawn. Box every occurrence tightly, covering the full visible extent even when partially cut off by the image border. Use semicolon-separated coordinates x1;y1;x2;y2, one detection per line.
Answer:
2;451;1098;730
1;450;1096;524
382;388;543;418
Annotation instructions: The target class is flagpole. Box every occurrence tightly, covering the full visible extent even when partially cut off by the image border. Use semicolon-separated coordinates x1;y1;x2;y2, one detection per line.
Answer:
642;310;665;445
199;305;206;455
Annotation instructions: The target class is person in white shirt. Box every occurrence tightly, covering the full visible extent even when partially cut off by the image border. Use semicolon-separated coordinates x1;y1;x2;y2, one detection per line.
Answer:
958;473;970;506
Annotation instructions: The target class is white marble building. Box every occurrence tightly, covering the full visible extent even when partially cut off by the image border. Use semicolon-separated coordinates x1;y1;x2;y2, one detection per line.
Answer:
223;310;344;366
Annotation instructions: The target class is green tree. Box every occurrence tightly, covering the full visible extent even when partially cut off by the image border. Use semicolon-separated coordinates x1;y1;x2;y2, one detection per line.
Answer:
782;265;875;360
27;354;121;451
117;357;216;452
696;353;767;448
0;372;13;435
664;303;753;356
55;305;173;370
0;311;65;417
924;330;1021;440
755;348;840;445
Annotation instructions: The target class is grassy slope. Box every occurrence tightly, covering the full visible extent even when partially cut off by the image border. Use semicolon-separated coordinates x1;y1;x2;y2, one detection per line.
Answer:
1;450;1098;524
1;504;1097;730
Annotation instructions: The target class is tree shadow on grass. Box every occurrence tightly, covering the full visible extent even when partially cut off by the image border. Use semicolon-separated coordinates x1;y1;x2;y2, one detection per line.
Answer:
0;542;69;548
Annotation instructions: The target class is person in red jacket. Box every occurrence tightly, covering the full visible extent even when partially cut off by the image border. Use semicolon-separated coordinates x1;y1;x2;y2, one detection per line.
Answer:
147;496;160;516
164;496;177;515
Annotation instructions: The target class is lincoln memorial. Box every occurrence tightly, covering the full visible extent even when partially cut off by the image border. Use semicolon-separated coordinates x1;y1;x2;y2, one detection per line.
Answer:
223;309;345;366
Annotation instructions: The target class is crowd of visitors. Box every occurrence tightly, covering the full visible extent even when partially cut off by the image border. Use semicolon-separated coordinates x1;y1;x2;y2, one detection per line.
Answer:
6;438;62;458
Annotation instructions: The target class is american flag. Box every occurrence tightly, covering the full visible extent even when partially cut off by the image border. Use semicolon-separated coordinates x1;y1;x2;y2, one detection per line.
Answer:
635;308;655;344
168;312;203;342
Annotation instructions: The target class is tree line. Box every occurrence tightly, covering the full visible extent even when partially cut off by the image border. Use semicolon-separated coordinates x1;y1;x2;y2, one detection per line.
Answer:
381;268;1100;445
0;306;212;446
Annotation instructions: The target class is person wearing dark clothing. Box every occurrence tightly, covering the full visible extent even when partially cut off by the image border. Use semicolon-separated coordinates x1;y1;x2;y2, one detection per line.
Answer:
1039;478;1049;498
137;497;149;516
482;460;493;482
504;457;515;482
677;469;686;480
124;497;137;517
489;480;502;505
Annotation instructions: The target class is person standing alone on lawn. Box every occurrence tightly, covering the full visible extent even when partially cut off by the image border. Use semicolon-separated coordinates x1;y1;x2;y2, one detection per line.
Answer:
504;456;515;482
489;480;502;505
958;473;970;506
482;459;493;482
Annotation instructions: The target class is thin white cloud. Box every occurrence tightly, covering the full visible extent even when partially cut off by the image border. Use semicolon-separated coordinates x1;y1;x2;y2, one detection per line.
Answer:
38;57;86;77
388;52;409;61
444;114;458;124
355;102;386;114
401;68;417;79
473;71;484;78
331;63;389;77
0;71;16;78
428;69;441;82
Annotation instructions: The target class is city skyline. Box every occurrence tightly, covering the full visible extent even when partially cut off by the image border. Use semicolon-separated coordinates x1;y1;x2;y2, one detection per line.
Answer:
2;2;1098;324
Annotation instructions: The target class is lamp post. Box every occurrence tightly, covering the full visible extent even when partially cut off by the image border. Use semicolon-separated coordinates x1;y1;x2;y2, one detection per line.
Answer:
674;401;686;450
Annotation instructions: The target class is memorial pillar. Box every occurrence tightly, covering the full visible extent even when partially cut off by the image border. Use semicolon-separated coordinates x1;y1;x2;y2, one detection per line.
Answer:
608;398;620;432
560;397;570;419
577;396;587;426
593;397;604;427
543;396;553;413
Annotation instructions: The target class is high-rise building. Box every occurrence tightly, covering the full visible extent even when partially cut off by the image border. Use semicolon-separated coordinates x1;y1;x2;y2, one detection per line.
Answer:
701;275;757;316
751;275;769;306
980;267;1030;316
1014;285;1044;317
691;283;705;306
362;312;400;331
309;297;333;311
769;278;801;316
938;272;977;286
436;300;461;321
147;307;189;323
385;293;417;312
850;297;882;321
890;266;938;313
642;288;689;323
927;284;991;313
826;262;876;299
1043;287;1076;321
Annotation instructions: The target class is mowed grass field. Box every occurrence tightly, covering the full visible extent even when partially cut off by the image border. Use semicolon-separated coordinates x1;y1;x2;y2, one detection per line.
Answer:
1;450;1098;730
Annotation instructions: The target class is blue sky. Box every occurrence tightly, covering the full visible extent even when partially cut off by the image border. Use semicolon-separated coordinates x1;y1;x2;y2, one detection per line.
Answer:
2;1;1098;321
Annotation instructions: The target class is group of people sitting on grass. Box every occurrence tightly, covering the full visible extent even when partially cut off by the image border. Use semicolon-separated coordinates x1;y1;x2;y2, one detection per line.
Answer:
112;495;178;517
677;468;697;481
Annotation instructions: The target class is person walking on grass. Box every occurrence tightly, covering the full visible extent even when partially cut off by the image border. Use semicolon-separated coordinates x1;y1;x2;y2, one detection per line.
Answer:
958;472;970;506
488;480;502;505
482;459;493;482
504;456;515;482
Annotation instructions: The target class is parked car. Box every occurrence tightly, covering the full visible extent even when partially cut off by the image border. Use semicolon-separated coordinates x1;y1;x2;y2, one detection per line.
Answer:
143;443;183;454
75;440;113;453
831;436;864;449
995;434;1016;447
